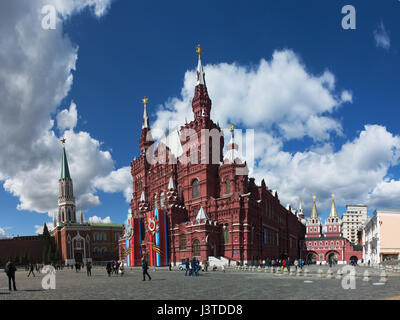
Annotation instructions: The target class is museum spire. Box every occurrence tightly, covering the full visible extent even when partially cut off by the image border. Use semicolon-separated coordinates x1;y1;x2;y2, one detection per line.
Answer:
329;193;338;218
311;195;318;219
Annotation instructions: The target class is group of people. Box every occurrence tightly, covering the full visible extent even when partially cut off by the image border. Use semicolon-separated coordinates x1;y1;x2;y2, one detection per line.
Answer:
184;257;201;276
106;260;124;276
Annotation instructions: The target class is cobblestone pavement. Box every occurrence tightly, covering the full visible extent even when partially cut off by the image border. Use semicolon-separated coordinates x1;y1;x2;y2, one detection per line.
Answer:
0;265;399;300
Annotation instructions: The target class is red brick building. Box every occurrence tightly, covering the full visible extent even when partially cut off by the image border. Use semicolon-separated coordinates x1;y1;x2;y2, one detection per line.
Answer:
0;236;44;266
120;47;306;266
302;194;362;264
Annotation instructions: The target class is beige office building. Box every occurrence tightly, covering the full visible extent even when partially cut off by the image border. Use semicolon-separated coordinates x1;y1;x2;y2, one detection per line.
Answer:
341;205;368;244
363;209;400;264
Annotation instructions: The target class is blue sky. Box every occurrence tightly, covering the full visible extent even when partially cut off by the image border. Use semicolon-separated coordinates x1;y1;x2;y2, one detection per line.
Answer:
1;0;400;237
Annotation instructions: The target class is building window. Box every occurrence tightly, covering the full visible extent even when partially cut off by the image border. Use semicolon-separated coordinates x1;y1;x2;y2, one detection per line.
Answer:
264;229;268;245
115;233;121;241
179;186;183;201
180;235;187;250
192;239;200;257
226;179;231;194
192;179;199;199
160;192;165;208
222;225;229;244
154;194;158;209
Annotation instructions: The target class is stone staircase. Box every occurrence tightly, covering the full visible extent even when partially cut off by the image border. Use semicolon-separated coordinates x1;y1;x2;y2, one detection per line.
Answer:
208;256;230;268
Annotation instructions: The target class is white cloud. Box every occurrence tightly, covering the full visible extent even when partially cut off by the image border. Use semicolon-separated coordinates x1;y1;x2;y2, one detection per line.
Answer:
0;0;129;219
153;50;351;142
93;166;132;202
57;101;78;132
152;52;400;215
34;222;55;235
374;21;391;51
0;227;9;238
88;215;113;224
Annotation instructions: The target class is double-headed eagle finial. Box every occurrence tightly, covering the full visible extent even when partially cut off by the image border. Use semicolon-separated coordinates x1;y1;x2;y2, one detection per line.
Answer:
60;138;66;146
142;97;149;106
196;44;203;59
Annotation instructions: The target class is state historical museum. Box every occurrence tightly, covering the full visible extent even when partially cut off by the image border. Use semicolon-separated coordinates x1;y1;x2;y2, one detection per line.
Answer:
119;47;306;266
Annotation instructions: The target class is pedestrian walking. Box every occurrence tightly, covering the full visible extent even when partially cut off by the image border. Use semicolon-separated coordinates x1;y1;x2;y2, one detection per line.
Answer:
27;263;35;277
168;263;172;271
86;261;92;276
5;261;17;291
142;258;151;281
106;262;112;277
294;259;298;271
221;264;225;273
119;262;124;276
190;257;197;277
185;258;190;276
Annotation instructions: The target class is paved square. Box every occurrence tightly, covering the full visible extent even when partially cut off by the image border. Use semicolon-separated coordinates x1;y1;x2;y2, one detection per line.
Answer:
1;265;399;300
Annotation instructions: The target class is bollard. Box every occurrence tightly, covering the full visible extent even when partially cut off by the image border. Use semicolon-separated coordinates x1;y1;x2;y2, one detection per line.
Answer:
283;268;289;275
326;269;333;279
304;268;309;277
297;269;303;277
380;270;388;283
290;268;296;276
318;269;324;278
363;270;370;282
258;266;262;272
336;269;343;280
272;267;276;273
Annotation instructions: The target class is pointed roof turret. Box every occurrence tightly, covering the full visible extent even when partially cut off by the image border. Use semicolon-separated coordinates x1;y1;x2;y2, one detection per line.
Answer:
140;191;146;202
196;207;210;223
224;124;243;164
196;44;205;86
79;210;84;224
142;97;149;129
311;195;318;219
60;138;71;179
168;176;176;190
192;45;211;121
329;193;338;217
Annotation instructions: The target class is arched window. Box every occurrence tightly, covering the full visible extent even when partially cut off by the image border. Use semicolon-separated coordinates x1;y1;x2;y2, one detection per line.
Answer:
179;186;183;201
192;179;199;199
160;192;165;208
192;239;200;257
180;235;187;250
222;225;229;244
226;179;231;194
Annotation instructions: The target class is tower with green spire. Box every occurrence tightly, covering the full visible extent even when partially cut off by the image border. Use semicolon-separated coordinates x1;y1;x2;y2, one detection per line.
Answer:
58;138;76;224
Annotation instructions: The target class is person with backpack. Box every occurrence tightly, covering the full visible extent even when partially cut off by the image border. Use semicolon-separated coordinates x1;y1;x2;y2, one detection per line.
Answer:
184;258;190;276
142;258;151;281
86;261;92;277
27;263;35;277
106;262;112;277
5;261;17;291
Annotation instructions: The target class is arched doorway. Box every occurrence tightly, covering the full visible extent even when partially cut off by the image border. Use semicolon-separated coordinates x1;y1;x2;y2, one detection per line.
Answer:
326;251;339;265
209;242;216;257
349;256;358;266
75;252;83;263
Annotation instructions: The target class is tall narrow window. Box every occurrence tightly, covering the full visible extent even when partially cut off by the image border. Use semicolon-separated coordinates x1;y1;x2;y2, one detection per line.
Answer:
154;194;158;209
160;192;165;208
226;179;231;194
192;179;199;199
180;235;187;250
179;186;183;201
192;239;200;257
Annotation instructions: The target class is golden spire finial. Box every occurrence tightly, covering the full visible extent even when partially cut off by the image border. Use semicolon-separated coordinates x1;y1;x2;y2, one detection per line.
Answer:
332;193;335;199
230;124;234;133
313;195;316;201
61;138;66;146
142;97;149;106
196;44;203;59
